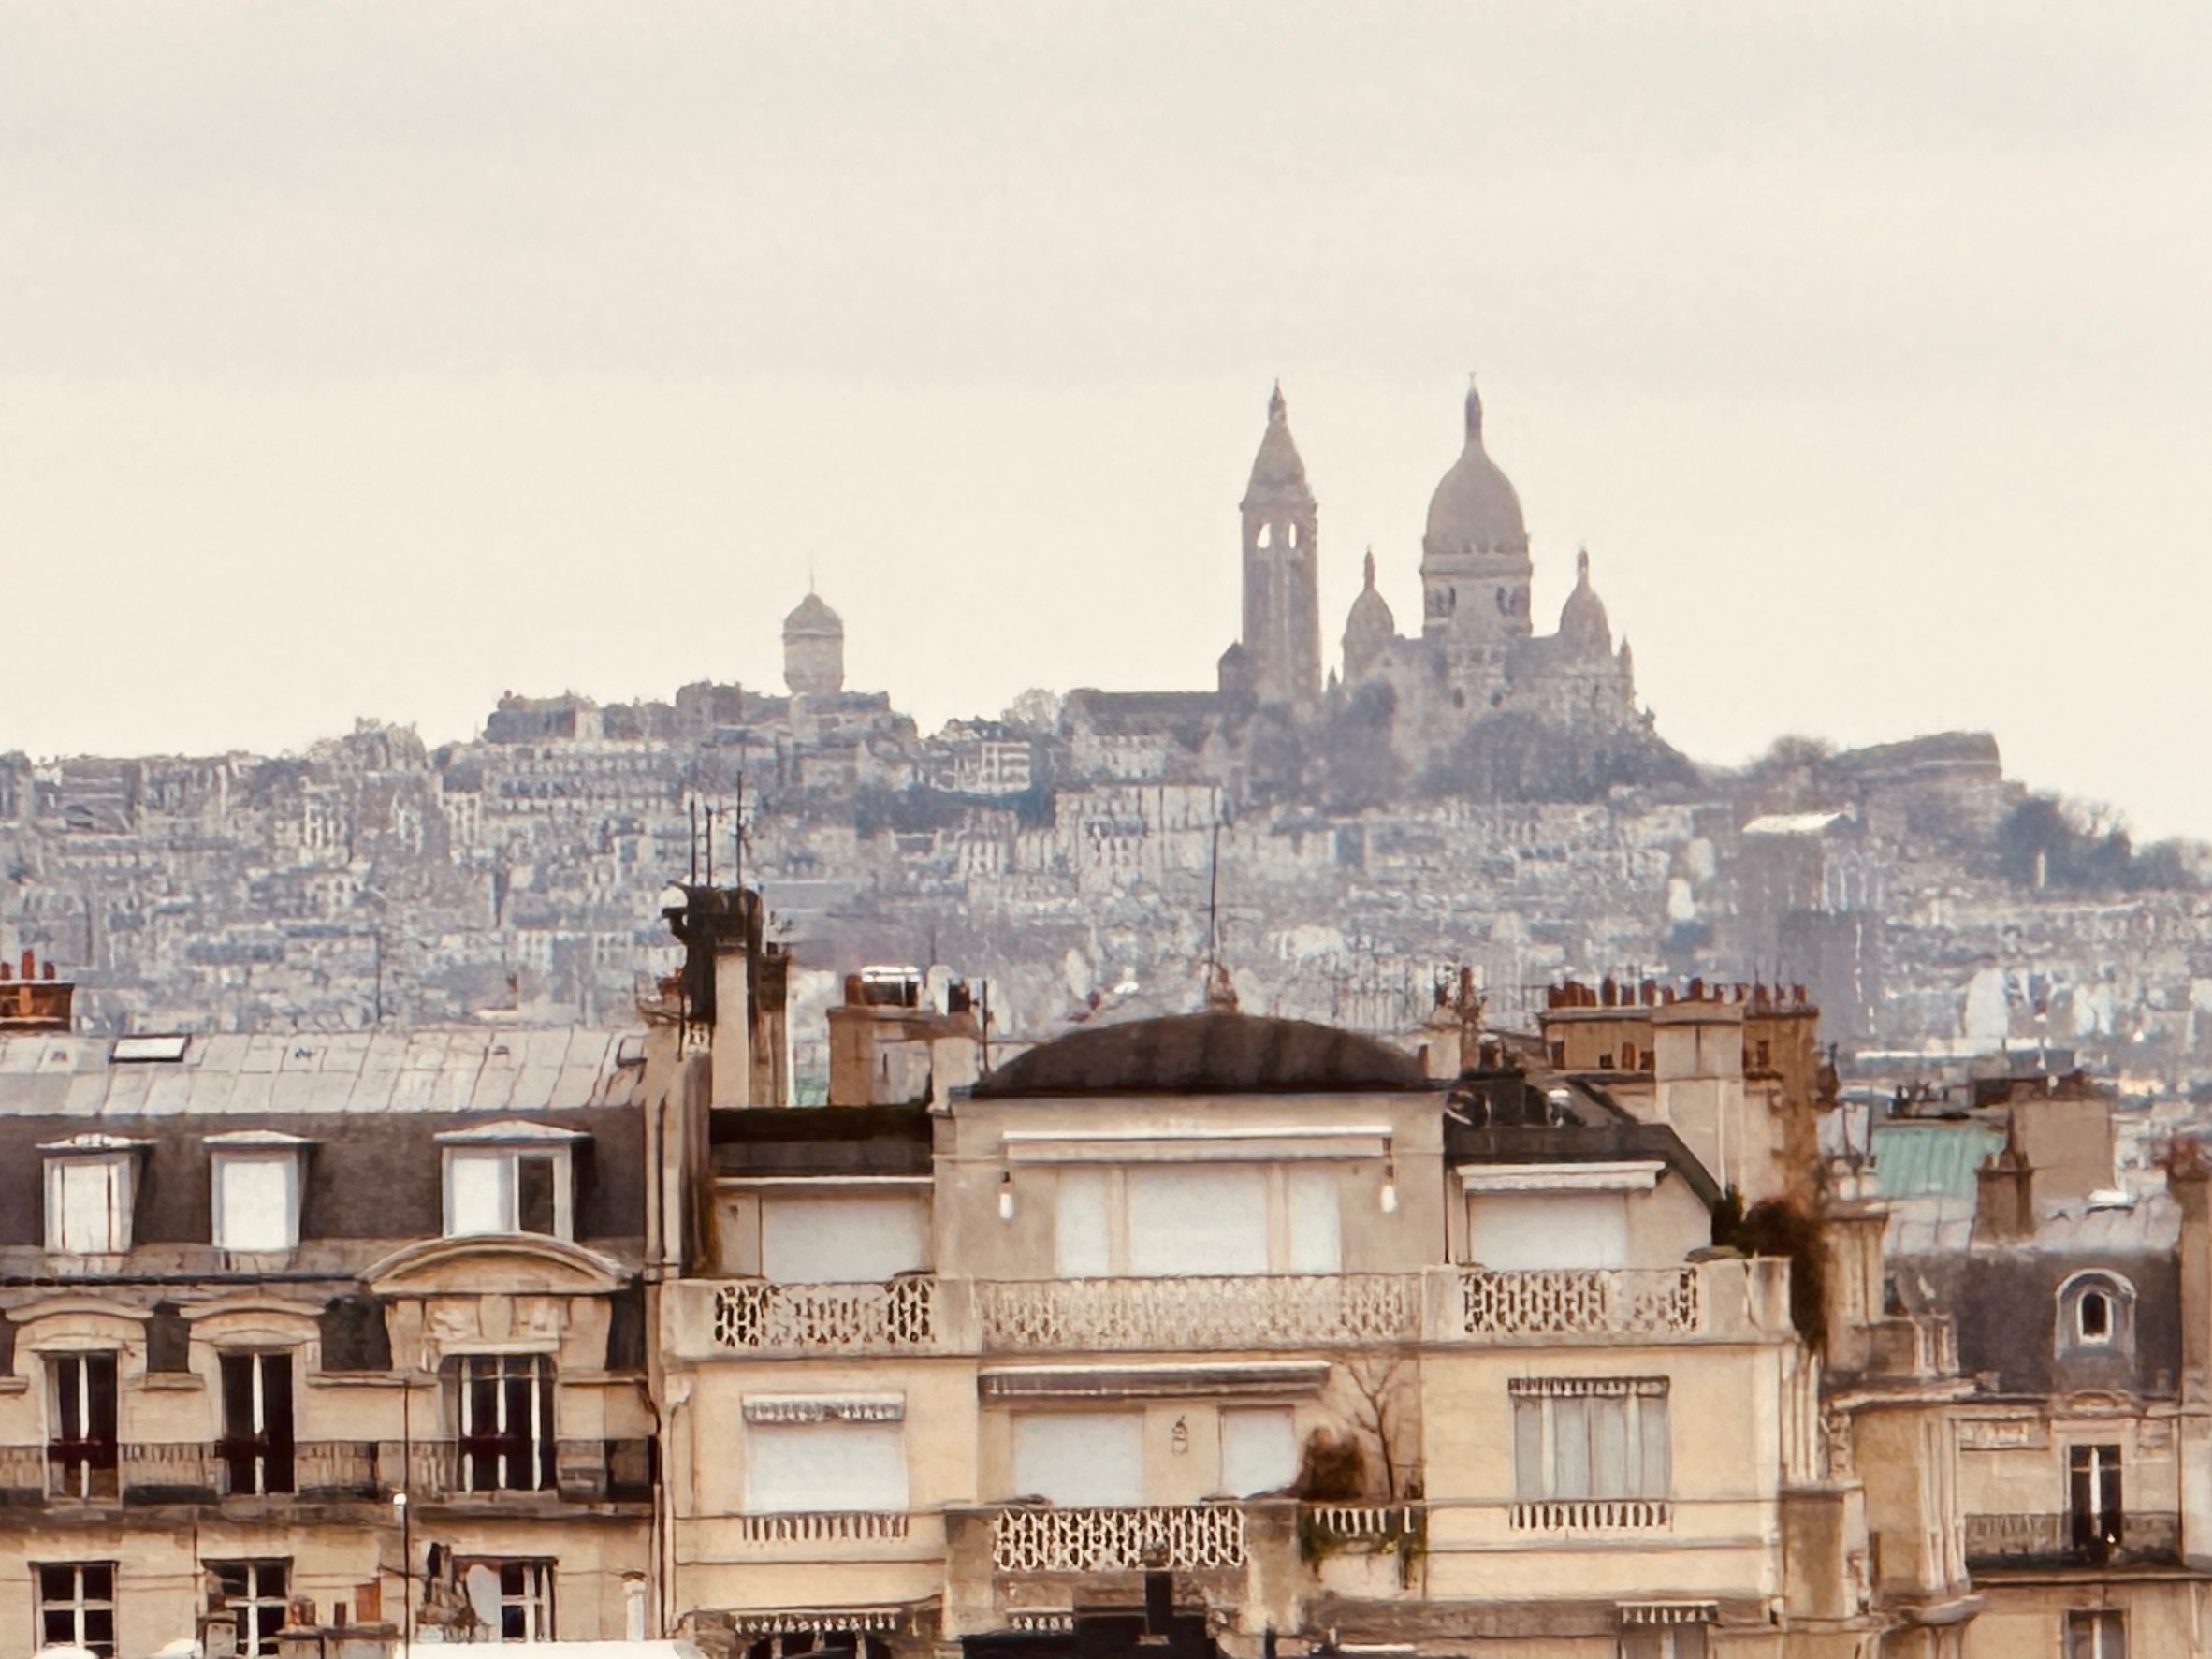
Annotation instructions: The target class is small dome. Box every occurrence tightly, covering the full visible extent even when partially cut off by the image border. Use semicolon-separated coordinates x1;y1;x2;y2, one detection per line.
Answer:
1347;551;1394;634
1557;548;1612;657
1243;381;1313;508
971;1011;1428;1098
783;590;843;639
1422;380;1527;559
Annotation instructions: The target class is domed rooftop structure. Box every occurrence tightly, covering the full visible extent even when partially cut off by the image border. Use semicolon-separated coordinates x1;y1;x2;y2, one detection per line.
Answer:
969;1011;1428;1099
1557;547;1613;657
1343;549;1396;680
783;590;843;639
1422;380;1527;559
1242;382;1313;508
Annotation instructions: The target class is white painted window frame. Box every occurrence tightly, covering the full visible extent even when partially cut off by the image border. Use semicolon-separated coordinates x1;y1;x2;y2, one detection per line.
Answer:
44;1154;135;1255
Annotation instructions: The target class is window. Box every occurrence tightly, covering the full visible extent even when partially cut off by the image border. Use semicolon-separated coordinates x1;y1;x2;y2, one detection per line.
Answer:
1621;1629;1707;1659
208;1560;288;1658
455;1355;554;1492
1051;1164;1346;1277
47;1352;119;1500
219;1353;295;1496
2067;1609;2127;1659
2059;1273;2133;1353
211;1141;306;1252
745;1417;908;1513
454;1559;556;1642
1470;1192;1629;1270
759;1193;925;1283
1512;1378;1669;1502
2069;1445;2123;1560
1220;1407;1298;1497
443;1145;572;1240
1012;1411;1143;1506
44;1152;135;1254
37;1563;115;1658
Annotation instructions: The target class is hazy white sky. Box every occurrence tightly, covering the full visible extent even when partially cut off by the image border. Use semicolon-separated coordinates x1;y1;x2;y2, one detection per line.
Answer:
5;4;2209;835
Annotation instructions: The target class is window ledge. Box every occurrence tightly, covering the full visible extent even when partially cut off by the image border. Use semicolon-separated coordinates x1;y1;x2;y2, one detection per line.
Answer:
139;1371;204;1391
0;1375;27;1395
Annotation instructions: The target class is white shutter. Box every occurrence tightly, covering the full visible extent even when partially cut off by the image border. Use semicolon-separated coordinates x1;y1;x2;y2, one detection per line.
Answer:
56;1160;125;1253
1012;1411;1143;1505
1220;1407;1298;1496
1466;1192;1627;1270
1287;1167;1342;1272
446;1150;509;1236
761;1194;925;1283
216;1156;295;1251
1127;1167;1267;1277
1055;1169;1111;1278
746;1421;909;1512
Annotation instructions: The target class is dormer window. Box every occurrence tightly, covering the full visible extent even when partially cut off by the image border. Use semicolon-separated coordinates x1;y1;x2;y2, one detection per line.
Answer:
2059;1272;2135;1357
207;1131;313;1254
437;1122;585;1241
41;1136;148;1255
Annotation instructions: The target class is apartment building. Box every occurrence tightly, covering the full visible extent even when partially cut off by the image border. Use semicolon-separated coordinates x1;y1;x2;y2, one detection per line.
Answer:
0;1007;658;1657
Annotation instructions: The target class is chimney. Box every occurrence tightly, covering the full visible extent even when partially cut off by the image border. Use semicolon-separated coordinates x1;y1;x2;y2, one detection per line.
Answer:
1973;1142;2034;1243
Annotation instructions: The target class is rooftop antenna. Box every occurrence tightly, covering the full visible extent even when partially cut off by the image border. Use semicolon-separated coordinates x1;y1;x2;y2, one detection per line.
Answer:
704;804;715;888
689;798;699;885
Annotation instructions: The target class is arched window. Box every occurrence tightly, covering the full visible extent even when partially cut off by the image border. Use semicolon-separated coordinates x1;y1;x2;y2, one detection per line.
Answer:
2058;1272;2134;1355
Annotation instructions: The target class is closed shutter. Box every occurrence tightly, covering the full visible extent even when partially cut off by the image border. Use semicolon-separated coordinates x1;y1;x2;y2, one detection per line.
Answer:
761;1195;926;1283
1466;1191;1627;1270
1127;1167;1267;1277
217;1157;294;1252
1287;1168;1342;1273
746;1421;908;1513
1013;1412;1143;1506
1055;1170;1111;1278
1220;1407;1298;1496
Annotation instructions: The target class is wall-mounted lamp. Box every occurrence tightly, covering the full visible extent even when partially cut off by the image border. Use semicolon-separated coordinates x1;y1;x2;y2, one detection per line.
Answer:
1379;1159;1399;1215
998;1171;1016;1222
1171;1417;1189;1455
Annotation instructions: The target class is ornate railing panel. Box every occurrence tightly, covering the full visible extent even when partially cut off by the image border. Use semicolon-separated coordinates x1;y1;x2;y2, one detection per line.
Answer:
1510;1499;1671;1530
978;1274;1418;1352
739;1510;910;1543
1964;1511;2180;1566
1462;1268;1702;1337
714;1277;937;1352
993;1505;1247;1572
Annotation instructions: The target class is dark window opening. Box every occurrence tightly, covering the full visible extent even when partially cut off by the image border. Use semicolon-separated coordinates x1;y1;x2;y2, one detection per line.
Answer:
38;1563;116;1658
208;1560;289;1658
2069;1444;2123;1562
456;1355;554;1492
219;1352;296;1496
517;1155;559;1237
2079;1290;2113;1343
47;1352;118;1501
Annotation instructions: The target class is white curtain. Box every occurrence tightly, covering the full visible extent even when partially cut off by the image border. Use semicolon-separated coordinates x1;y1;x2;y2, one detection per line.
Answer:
761;1194;925;1282
1012;1411;1143;1505
216;1156;294;1251
56;1160;126;1253
446;1149;509;1236
1127;1167;1267;1276
746;1421;909;1512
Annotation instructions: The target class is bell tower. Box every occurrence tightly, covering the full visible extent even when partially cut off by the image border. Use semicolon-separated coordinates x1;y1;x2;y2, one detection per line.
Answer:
1235;382;1321;711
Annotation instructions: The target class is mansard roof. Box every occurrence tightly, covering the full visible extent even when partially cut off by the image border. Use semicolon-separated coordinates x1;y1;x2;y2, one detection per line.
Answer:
969;1011;1427;1099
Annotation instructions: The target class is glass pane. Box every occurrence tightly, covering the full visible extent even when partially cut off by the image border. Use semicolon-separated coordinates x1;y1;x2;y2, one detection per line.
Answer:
1054;1169;1111;1277
1591;1397;1629;1498
1552;1398;1591;1499
1513;1398;1544;1502
81;1563;112;1599
39;1564;76;1601
517;1156;558;1236
1639;1397;1671;1499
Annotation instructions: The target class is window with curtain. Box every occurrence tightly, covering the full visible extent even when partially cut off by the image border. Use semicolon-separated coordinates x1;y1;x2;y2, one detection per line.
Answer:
1011;1411;1143;1506
1511;1378;1669;1501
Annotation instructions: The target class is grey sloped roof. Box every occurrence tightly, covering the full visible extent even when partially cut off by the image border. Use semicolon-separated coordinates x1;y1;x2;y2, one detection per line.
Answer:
970;1011;1427;1099
0;1026;645;1120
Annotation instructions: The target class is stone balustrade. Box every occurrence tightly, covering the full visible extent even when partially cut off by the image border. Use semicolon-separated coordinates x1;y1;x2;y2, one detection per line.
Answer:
1461;1266;1704;1338
977;1273;1419;1352
738;1510;910;1544
991;1504;1248;1573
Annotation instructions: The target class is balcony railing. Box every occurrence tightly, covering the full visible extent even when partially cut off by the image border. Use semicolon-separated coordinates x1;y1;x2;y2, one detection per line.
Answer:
1964;1511;2181;1568
993;1505;1248;1573
2;1439;652;1509
738;1510;910;1543
1509;1498;1672;1530
977;1273;1419;1352
1462;1268;1703;1338
713;1276;938;1353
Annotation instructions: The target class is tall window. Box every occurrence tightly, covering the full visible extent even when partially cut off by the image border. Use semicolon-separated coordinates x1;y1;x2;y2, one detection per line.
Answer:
2069;1445;2123;1560
1512;1378;1669;1503
454;1559;557;1642
2067;1609;2127;1659
44;1153;135;1254
208;1560;289;1658
47;1353;119;1501
219;1353;296;1496
456;1355;554;1492
36;1563;116;1658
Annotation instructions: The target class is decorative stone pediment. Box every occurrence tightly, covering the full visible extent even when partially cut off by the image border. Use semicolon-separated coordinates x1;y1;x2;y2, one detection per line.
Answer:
182;1295;327;1348
10;1294;148;1351
364;1233;628;1298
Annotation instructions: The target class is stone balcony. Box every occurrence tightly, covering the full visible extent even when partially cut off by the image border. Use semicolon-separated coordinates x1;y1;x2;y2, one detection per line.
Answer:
667;1259;1791;1360
1964;1511;2182;1570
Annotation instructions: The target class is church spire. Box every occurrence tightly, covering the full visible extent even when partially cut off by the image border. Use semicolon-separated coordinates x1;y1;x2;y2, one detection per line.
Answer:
1464;373;1483;446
